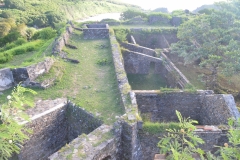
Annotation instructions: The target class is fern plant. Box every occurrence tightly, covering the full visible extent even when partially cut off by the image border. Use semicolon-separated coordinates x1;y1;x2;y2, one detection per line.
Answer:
0;86;36;160
157;110;205;160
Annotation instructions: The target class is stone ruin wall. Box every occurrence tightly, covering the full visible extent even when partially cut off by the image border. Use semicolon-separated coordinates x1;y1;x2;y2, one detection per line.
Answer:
135;90;240;124
0;58;54;91
83;24;110;39
0;23;75;91
128;29;178;49
52;25;74;53
12;99;102;160
109;34;142;160
121;42;189;88
135;90;240;159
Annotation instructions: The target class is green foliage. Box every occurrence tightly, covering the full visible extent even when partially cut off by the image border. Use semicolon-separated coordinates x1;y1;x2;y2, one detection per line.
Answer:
97;58;109;66
218;118;240;160
14;38;27;45
183;84;197;93
143;121;180;134
120;9;147;20
1;0;137;28
38;27;57;40
158;110;205;159
114;29;128;42
171;7;240;89
0;86;36;160
160;87;180;93
148;12;172;20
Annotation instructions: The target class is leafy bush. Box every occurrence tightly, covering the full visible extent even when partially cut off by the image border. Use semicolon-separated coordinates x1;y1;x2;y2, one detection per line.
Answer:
39;27;57;39
143;121;180;134
0;52;12;63
5;43;16;50
26;45;35;52
120;9;147;20
14;38;27;45
0;86;36;160
114;29;128;42
158;110;205;159
14;47;26;55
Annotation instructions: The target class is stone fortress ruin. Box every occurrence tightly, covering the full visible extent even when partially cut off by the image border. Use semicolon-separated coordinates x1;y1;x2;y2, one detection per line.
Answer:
0;22;239;160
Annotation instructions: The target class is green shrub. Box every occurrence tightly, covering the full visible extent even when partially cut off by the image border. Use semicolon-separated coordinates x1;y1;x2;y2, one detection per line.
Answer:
31;31;40;40
26;45;36;52
5;43;16;50
143;121;180;134
14;38;27;45
120;9;147;20
14;47;26;55
39;27;57;39
0;52;13;63
114;29;128;42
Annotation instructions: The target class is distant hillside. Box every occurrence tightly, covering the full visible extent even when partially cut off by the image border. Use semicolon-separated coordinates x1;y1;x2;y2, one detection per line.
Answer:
0;0;140;27
152;8;169;13
192;4;218;13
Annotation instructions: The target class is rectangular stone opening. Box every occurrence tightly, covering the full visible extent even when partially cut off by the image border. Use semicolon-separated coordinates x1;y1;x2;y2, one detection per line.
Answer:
12;99;102;160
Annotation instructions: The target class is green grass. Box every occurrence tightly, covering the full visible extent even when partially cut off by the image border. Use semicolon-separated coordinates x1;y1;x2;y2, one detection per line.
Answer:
12;30;124;124
0;38;54;69
143;121;180;134
127;63;167;90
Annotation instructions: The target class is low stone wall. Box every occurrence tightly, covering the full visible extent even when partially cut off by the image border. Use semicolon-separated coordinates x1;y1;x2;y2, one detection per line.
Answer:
122;50;189;88
148;15;170;25
83;28;109;39
0;68;14;91
109;33;142;160
13;99;102;160
121;42;156;57
129;28;178;49
139;127;228;160
200;94;240;125
49;124;121;160
122;50;163;74
86;24;109;28
12;58;54;83
52;25;74;53
135;90;240;125
135;90;212;122
67;102;103;141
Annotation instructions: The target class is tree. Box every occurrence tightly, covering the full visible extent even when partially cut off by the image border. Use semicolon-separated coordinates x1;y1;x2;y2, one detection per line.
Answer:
0;22;11;36
0;86;37;160
120;9;147;20
171;10;240;90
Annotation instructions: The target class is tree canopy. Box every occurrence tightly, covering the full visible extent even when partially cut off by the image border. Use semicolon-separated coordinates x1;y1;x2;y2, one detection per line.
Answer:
171;2;240;90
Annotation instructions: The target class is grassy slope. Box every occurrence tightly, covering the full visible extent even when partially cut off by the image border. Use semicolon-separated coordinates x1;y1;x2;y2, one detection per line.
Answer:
10;30;123;124
1;0;139;22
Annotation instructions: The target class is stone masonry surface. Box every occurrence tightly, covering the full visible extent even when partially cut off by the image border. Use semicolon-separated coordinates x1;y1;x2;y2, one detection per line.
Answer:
135;90;240;125
13;98;102;160
0;68;14;91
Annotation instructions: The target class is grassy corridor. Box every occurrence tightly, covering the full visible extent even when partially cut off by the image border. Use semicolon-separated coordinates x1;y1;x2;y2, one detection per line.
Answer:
0;30;124;124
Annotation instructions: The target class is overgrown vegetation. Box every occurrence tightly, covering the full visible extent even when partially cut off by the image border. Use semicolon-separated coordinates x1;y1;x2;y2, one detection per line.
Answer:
171;0;240;92
157;110;240;159
0;0;138;27
0;86;36;160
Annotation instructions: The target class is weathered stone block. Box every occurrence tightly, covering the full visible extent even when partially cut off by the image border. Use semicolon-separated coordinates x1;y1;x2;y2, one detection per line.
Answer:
12;68;29;83
0;68;14;91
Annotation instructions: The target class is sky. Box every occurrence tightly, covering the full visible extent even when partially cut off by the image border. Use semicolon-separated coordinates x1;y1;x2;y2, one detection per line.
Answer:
120;0;225;11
